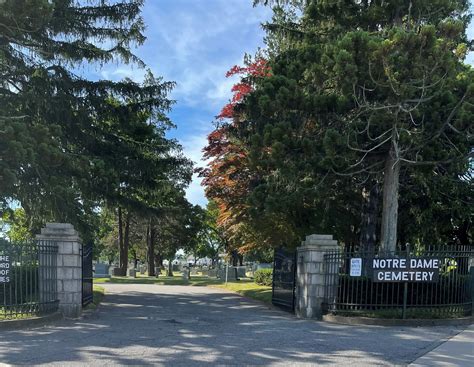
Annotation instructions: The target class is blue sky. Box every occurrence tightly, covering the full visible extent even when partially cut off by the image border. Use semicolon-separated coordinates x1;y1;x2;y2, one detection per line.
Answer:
86;1;473;207
86;0;272;207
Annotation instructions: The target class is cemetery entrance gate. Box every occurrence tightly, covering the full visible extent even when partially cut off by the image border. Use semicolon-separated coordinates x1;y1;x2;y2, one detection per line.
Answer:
272;248;297;311
81;242;93;306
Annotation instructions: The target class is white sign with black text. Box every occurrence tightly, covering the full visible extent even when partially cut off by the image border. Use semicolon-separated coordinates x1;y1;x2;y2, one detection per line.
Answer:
350;258;362;277
0;255;11;283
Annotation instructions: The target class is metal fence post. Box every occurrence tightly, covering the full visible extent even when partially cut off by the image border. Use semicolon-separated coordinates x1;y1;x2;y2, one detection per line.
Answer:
402;244;410;319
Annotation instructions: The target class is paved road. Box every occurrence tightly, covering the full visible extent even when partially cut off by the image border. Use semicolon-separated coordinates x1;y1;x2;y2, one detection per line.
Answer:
0;284;467;366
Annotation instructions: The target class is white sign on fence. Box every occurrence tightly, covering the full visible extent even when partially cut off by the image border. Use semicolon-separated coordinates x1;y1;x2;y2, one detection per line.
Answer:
350;258;362;277
0;255;11;283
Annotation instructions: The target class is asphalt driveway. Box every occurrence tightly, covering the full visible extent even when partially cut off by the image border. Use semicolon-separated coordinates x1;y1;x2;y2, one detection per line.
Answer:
0;283;466;366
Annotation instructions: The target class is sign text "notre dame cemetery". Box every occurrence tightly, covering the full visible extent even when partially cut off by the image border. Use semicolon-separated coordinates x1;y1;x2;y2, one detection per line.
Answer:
373;258;440;282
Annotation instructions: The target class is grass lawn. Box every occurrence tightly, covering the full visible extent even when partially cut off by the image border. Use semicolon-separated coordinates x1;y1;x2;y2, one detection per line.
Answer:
94;275;272;305
0;309;37;320
211;281;272;304
84;285;105;310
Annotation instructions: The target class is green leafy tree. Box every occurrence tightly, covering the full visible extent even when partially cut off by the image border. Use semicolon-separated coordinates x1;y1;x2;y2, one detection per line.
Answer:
189;201;226;267
1;208;31;242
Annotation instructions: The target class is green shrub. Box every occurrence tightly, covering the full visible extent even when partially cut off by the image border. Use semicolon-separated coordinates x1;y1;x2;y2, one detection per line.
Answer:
254;269;273;286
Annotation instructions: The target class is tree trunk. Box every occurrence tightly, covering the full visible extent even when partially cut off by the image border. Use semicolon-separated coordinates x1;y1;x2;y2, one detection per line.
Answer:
147;220;155;276
155;253;163;267
117;207;126;276
231;250;238;266
359;181;380;253
119;211;130;275
380;151;400;253
167;259;173;277
456;221;470;246
155;253;163;276
133;252;138;269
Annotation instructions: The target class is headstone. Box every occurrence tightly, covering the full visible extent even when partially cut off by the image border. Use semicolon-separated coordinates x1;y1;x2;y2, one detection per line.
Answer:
246;265;254;278
217;266;238;281
256;263;272;270
94;262;110;278
236;266;247;278
112;267;123;276
127;268;136;278
208;269;217;278
182;267;190;280
154;267;161;277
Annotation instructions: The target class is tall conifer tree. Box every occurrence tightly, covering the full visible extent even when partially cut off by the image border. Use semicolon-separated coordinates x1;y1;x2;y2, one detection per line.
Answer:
0;1;192;238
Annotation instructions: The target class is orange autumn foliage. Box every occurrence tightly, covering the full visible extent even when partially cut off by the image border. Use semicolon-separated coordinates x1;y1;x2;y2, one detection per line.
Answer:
200;59;271;252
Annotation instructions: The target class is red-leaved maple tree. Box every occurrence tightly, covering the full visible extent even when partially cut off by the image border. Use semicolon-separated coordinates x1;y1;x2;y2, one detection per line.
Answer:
200;58;271;251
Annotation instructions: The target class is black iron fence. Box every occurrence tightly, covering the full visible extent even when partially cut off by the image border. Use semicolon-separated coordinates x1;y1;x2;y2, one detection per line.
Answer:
82;242;93;307
0;238;59;320
324;245;473;319
272;248;297;311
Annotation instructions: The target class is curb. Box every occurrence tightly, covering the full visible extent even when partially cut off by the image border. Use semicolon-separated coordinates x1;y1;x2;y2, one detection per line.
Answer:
0;312;63;331
322;314;474;327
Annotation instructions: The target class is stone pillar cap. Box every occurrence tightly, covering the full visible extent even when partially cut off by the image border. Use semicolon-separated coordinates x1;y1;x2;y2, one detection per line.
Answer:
36;223;80;241
300;234;338;248
305;234;333;241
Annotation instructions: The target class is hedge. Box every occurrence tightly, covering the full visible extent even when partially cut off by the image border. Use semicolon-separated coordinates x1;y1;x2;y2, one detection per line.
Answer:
254;269;273;286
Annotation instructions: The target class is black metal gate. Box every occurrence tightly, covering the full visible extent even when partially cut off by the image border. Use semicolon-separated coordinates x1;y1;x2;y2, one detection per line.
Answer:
81;242;93;307
272;248;297;311
0;238;59;319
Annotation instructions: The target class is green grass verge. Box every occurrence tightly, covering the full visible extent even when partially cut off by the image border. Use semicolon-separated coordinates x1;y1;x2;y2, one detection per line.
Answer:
211;282;272;304
84;285;105;310
94;275;272;305
0;310;36;320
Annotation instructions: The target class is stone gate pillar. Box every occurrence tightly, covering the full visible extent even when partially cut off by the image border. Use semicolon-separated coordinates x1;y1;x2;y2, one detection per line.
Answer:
296;234;339;319
37;223;82;318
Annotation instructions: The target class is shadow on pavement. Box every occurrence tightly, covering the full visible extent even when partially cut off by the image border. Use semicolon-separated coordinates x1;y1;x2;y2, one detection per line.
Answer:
0;284;465;366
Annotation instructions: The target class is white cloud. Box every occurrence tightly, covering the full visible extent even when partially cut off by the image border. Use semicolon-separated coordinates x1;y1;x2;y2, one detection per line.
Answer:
205;74;238;104
180;133;210;206
185;173;207;207
180;134;209;168
100;67;147;82
139;0;270;108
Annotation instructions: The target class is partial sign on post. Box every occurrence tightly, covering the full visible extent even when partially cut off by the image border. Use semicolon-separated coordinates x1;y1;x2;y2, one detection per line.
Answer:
372;257;440;282
0;255;11;283
350;258;362;277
